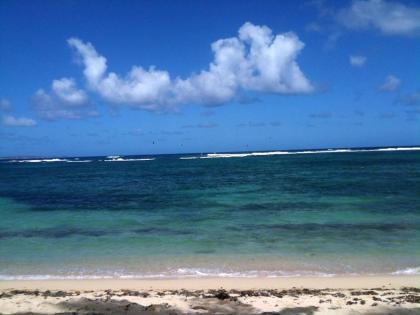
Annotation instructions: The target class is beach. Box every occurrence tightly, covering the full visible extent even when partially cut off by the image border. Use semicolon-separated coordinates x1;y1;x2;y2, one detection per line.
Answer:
1;276;420;314
2;0;420;311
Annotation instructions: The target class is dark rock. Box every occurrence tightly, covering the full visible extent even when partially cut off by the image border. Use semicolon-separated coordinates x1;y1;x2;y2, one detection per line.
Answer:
331;292;346;298
350;290;377;296
49;290;68;297
405;295;420;303
214;289;230;300
239;290;270;297
10;289;34;296
0;292;13;299
402;287;420;294
119;290;149;297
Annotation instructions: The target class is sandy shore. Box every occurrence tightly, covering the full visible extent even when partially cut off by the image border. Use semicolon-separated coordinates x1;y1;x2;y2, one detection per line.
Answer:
1;275;420;291
1;276;420;314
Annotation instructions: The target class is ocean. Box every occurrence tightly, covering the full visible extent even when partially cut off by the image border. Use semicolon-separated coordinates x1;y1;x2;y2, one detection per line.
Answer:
0;147;419;279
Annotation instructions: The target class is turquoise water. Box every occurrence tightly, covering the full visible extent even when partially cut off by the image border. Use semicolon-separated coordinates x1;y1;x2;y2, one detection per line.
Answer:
0;148;420;279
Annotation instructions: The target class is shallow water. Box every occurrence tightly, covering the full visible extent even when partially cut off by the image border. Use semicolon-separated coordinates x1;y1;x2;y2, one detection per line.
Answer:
1;147;420;279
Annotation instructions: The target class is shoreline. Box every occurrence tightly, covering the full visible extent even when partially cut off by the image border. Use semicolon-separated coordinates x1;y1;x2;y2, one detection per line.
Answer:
1;275;420;290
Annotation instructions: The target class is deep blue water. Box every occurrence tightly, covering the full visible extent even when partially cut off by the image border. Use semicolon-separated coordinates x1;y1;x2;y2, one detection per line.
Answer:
0;147;420;279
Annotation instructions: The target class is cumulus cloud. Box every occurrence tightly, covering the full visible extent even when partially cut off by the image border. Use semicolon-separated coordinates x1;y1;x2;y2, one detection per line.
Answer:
2;115;37;127
338;0;420;36
379;75;401;91
50;78;88;104
349;55;367;67
32;77;93;120
0;99;37;127
66;22;313;111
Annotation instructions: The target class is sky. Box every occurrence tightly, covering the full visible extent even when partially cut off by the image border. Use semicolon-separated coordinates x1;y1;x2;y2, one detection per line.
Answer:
0;0;419;157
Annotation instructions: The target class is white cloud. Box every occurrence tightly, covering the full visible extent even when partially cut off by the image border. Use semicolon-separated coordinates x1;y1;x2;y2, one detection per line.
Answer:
0;99;37;127
338;0;420;36
67;22;313;111
0;99;12;111
51;78;88;104
379;75;401;91
32;77;92;120
349;55;367;67
2;115;37;127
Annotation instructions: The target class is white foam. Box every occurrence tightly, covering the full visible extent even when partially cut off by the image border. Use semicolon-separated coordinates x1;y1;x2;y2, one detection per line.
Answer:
8;158;94;163
8;157;155;162
0;274;115;280
174;268;258;278
391;267;420;275
375;147;420;151
0;269;337;281
8;159;40;163
104;157;155;162
7;147;420;163
203;147;420;159
66;160;92;163
12;158;70;163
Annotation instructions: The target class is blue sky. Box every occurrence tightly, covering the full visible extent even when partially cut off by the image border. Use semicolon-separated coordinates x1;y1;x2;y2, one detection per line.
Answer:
0;0;419;157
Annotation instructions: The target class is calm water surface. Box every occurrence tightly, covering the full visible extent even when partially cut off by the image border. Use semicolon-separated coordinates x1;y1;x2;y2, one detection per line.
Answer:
0;148;419;279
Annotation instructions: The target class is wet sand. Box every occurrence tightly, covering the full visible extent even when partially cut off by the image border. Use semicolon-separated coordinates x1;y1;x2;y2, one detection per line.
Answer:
1;275;420;291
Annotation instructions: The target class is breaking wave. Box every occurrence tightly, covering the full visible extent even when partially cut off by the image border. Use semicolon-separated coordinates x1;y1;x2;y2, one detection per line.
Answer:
8;158;93;163
103;157;155;162
391;267;420;275
3;146;420;163
10;158;71;163
198;147;420;159
0;269;336;280
2;266;418;280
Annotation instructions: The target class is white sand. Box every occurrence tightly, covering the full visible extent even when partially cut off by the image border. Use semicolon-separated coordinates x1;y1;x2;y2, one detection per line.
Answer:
0;276;419;314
